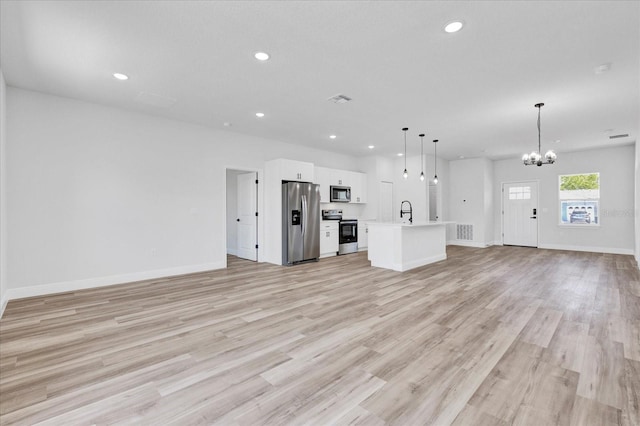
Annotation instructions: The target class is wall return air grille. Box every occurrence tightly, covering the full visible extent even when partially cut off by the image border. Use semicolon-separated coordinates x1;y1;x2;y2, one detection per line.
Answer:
456;224;474;241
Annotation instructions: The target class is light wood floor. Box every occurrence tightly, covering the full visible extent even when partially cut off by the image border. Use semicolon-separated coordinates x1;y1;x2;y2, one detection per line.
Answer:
0;246;638;425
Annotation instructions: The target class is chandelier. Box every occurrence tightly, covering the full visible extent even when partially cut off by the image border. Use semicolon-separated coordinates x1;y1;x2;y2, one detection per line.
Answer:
522;103;556;166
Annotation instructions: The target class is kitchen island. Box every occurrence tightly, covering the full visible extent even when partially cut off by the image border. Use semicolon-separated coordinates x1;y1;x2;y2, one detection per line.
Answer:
366;221;449;272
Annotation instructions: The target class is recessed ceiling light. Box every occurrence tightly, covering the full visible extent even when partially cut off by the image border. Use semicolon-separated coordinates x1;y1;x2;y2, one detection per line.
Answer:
368;145;375;149
459;155;465;159
329;135;337;139
113;73;129;80
254;52;270;61
255;112;265;118
444;21;464;33
223;122;232;127
397;153;403;157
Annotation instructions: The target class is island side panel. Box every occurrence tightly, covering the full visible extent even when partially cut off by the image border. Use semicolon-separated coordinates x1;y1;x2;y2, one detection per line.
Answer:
367;223;447;272
368;224;400;271
399;225;447;271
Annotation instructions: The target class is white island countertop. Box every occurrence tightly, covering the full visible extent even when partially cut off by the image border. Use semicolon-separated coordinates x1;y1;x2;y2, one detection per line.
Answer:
366;221;452;227
367;221;452;272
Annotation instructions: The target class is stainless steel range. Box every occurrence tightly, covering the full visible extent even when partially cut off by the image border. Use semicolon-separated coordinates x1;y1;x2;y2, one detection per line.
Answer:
322;209;358;255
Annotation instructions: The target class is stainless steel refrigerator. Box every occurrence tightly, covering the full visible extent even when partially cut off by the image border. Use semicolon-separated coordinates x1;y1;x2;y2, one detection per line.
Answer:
282;182;320;265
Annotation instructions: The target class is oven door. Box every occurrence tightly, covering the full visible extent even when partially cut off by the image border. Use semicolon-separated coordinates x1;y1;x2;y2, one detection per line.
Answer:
339;220;358;244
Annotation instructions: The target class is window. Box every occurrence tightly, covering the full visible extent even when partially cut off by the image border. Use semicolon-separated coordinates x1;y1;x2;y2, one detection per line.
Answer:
559;173;599;226
508;186;531;200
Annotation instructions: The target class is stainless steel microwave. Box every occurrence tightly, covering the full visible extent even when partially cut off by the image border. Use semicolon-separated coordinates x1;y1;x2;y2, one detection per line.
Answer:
330;185;351;203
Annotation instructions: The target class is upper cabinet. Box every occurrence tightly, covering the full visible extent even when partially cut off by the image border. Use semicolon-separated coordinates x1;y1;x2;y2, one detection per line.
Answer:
271;158;314;182
315;166;367;204
331;169;352;187
351;171;367;204
315;167;332;202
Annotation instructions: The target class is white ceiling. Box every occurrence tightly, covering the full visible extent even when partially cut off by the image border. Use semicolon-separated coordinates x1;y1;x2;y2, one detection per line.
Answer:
1;1;638;160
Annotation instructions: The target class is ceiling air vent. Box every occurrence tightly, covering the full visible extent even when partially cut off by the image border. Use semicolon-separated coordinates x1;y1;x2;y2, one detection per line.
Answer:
609;134;629;139
327;94;352;104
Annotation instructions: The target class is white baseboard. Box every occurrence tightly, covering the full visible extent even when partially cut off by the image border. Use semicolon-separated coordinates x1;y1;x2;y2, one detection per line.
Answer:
447;240;492;248
538;243;634;255
398;253;447;271
227;248;238;256
320;252;337;258
2;261;226;311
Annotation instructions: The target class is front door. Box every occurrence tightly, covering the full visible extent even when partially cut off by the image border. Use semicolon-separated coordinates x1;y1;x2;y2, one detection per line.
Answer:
503;181;538;247
237;172;258;261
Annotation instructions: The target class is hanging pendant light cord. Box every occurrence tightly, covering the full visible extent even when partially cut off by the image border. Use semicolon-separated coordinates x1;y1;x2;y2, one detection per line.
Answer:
537;104;542;155
404;131;407;170
433;140;438;178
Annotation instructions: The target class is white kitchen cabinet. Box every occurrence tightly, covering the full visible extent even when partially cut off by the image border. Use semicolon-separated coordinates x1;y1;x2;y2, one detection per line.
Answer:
350;172;367;204
315;166;367;204
273;158;314;182
331;169;351;187
358;221;369;250
315;166;331;203
320;221;339;257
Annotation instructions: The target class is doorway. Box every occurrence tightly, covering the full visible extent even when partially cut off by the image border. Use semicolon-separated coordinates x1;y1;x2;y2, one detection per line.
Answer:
429;183;438;221
226;169;259;261
502;181;538;247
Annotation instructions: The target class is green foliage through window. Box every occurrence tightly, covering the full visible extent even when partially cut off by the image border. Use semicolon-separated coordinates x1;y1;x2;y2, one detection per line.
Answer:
559;173;599;191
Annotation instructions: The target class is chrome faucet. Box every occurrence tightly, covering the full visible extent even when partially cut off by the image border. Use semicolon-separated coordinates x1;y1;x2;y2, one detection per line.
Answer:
400;200;413;224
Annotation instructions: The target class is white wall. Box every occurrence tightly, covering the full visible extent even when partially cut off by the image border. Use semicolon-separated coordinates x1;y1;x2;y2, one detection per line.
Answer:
225;169;239;255
448;158;494;247
5;87;359;299
0;69;7;314
483;158;494;245
493;145;636;254
394;155;429;222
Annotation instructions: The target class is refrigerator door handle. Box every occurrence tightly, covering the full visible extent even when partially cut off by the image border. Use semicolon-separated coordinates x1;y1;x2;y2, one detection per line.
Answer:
301;195;307;236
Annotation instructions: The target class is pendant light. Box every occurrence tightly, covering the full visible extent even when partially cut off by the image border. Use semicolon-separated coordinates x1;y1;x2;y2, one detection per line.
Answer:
402;127;408;179
433;139;439;184
522;102;557;166
419;133;425;181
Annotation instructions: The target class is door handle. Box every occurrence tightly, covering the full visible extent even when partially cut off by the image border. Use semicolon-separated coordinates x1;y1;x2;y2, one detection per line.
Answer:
301;195;307;236
530;216;537;219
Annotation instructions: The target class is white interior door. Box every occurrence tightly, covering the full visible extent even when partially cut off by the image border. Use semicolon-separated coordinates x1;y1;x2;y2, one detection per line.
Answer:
380;181;393;222
237;172;257;261
503;181;538;247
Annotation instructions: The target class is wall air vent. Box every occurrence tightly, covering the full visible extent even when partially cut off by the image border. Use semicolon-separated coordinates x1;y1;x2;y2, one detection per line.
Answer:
456;224;474;241
609;134;629;139
327;94;352;104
